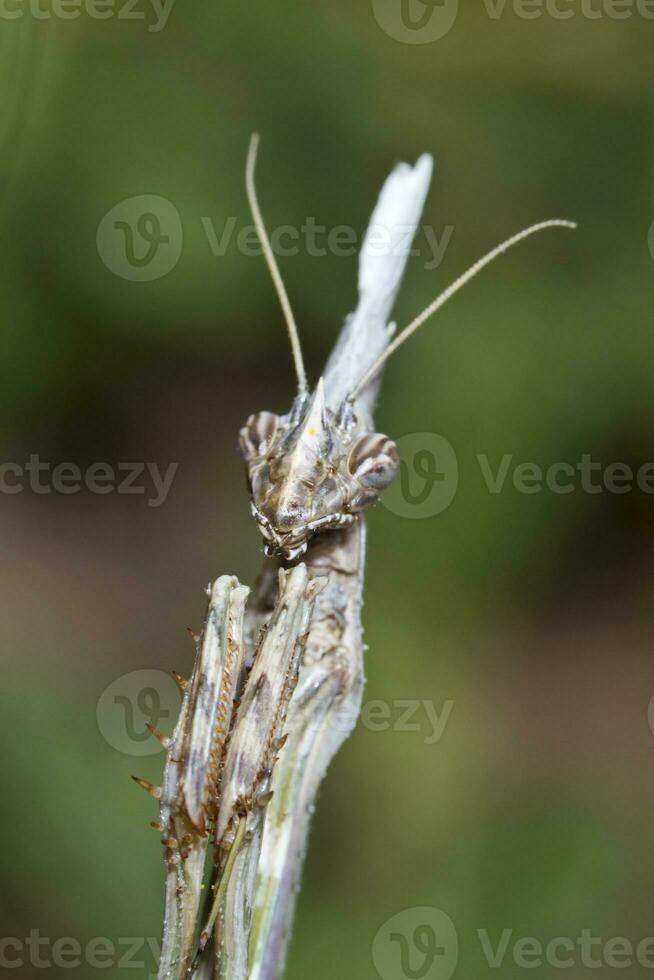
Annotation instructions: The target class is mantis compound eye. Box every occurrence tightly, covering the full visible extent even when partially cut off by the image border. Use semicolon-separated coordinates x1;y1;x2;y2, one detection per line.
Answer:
238;411;279;461
347;432;400;491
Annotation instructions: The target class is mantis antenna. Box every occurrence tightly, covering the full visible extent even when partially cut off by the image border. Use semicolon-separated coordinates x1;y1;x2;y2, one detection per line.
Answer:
348;218;577;403
246;133;308;395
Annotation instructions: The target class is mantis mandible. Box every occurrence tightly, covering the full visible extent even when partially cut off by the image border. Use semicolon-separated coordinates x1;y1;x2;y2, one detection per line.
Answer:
133;135;575;980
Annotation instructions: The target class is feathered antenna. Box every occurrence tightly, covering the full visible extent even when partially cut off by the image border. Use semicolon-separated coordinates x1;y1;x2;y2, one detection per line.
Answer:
246;134;308;394
347;219;577;403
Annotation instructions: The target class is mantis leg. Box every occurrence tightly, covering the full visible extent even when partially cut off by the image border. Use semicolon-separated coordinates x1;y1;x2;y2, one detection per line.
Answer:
200;564;323;980
155;576;250;980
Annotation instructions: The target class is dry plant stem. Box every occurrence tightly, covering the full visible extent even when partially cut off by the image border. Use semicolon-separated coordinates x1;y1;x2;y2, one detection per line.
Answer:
229;159;435;979
158;577;250;980
246;523;366;980
207;565;323;979
153;154;434;980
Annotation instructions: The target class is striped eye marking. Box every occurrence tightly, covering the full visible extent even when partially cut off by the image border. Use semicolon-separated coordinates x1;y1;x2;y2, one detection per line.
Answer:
239;411;279;460
348;432;400;491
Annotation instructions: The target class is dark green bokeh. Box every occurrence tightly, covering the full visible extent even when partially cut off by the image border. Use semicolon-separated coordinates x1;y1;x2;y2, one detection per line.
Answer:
2;5;654;978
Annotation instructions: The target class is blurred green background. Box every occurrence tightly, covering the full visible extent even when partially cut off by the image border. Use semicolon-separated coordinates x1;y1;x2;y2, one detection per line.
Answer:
2;3;654;978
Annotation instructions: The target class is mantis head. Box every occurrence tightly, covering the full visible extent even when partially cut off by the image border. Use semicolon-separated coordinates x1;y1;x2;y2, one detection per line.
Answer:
239;378;399;560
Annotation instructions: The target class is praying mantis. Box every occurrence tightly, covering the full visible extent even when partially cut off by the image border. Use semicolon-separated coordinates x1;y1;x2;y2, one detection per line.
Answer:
133;135;575;979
